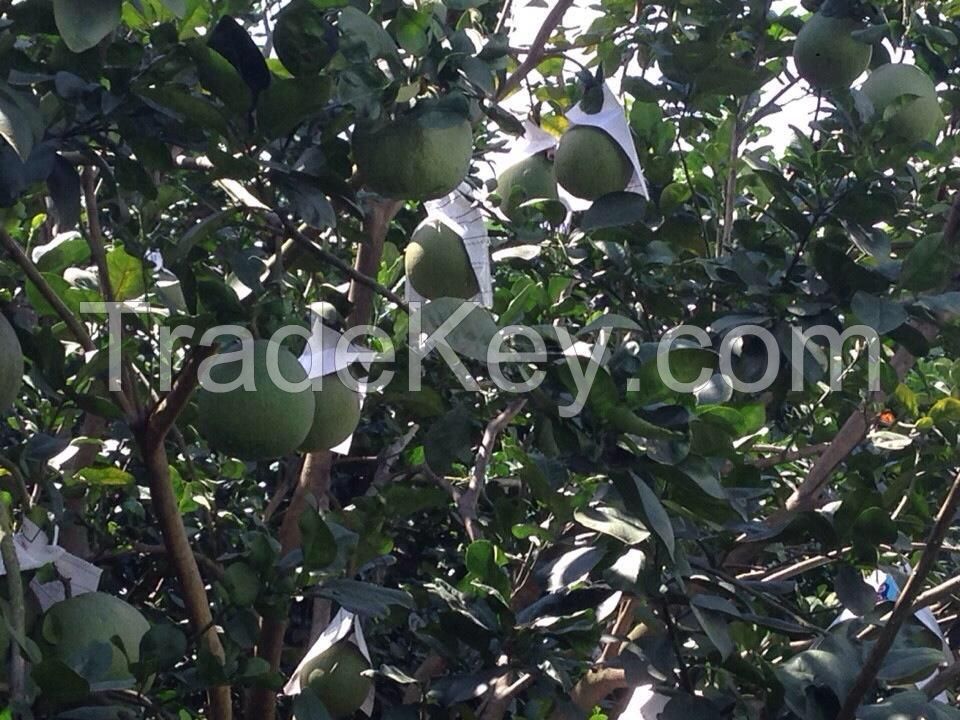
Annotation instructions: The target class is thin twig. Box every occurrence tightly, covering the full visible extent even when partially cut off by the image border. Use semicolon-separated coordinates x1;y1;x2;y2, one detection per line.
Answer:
496;0;575;100
836;469;960;720
0;230;94;351
458;399;526;541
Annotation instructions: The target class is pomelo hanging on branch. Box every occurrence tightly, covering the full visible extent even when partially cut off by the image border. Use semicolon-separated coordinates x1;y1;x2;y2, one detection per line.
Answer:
40;592;150;683
197;339;316;461
793;12;872;90
554;126;633;201
496;151;558;219
299;373;362;452
861;63;943;145
405;219;480;300
352;96;473;201
298;641;372;718
0;313;23;412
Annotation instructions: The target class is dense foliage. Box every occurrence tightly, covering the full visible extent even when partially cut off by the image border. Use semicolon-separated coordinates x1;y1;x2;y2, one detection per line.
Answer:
1;0;960;718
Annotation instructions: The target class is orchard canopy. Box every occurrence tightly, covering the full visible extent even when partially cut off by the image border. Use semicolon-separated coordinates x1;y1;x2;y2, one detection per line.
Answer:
3;0;960;718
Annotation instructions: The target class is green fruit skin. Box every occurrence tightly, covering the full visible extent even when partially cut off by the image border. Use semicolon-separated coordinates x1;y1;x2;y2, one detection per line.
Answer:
659;216;706;256
861;63;943;144
793;14;872;90
299;374;362;452
274;0;337;76
497;152;558;219
405;220;480;300
42;592;150;682
353;110;473;201
298;642;372;718
555;126;633;201
0;314;23;413
197;340;316;461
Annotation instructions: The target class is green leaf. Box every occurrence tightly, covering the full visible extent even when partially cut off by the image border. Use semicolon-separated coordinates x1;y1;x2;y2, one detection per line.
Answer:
188;40;253;114
633;475;675;558
0;95;34;162
574;504;650;545
851;292;907;334
316;579;414;617
415;300;499;363
338;6;399;61
54;0;122;53
852;506;898;546
160;0;187;17
835;564;875;615
424;405;474;474
33;232;90;273
106;246;146;301
223;562;260;606
72;466;134;486
299;506;337;570
901;235;951;292
690;603;734;659
581;192;646;230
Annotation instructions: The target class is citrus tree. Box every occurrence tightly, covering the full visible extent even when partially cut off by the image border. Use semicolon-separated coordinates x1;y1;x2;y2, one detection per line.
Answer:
1;0;960;718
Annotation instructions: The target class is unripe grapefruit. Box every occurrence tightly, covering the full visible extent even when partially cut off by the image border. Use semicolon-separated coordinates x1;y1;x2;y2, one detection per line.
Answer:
0;314;23;412
497;152;558;219
197;339;315;460
41;592;149;682
405;220;480;300
861;63;943;144
794;13;872;90
555;126;633;201
353;104;473;201
298;641;372;718
299;374;362;452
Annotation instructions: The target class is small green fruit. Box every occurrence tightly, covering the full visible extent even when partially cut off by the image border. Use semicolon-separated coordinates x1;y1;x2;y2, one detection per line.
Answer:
197;339;316;461
273;0;338;76
298;641;372;718
405;220;480;300
497;152;558;219
41;592;150;682
0;314;23;412
353;106;473;201
299;374;362;452
861;63;943;144
793;13;872;90
555;126;633;201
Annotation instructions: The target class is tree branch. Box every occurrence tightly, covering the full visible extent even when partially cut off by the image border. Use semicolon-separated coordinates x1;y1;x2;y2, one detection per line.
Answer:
459;399;526;541
0;229;94;352
140;437;232;720
496;0;575;100
0;499;26;711
836;468;960;720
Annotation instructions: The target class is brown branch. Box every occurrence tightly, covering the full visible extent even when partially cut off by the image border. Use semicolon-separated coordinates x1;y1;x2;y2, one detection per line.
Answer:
0;229;94;352
458;399;526;541
496;0;575;100
145;345;216;445
923;659;960;699
836;468;960;720
0;499;26;709
140;437;232;720
345;198;405;324
480;671;536;720
747;442;832;469
96;542;225;581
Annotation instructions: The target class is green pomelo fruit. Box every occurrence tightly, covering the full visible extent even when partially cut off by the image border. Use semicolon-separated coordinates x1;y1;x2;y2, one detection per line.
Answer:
352;108;473;201
497;152;558;219
793;13;872;90
273;0;338;77
405;220;480;300
298;641;372;718
555;126;633;201
299;374;362;452
0;314;23;413
861;63;943;144
197;339;315;460
41;592;149;682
